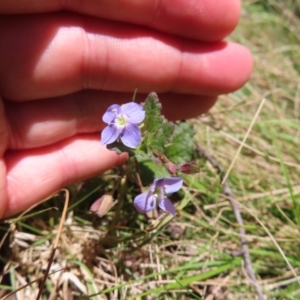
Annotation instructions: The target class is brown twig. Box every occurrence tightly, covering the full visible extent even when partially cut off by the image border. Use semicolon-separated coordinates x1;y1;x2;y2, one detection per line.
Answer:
196;143;266;300
36;189;70;300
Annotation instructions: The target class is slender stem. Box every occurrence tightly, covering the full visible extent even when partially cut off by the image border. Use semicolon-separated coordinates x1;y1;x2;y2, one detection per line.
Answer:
196;144;266;300
133;156;144;190
106;176;127;237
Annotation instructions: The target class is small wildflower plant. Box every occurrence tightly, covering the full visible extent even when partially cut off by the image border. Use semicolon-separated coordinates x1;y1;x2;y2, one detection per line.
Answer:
91;93;199;219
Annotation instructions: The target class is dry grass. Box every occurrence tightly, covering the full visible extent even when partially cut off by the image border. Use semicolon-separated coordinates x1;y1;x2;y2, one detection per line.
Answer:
1;1;300;299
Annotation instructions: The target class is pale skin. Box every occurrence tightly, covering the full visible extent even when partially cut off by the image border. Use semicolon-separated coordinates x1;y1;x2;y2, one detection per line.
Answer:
0;0;253;218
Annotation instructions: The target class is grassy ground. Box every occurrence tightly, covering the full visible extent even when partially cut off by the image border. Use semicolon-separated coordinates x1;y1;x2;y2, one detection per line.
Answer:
1;0;300;299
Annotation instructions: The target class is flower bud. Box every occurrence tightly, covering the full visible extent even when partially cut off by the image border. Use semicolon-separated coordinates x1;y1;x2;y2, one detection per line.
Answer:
90;194;114;217
178;162;200;174
165;163;178;175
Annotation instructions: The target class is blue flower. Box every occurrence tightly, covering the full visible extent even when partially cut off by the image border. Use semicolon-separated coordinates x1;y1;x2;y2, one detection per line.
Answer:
134;177;183;216
101;102;145;148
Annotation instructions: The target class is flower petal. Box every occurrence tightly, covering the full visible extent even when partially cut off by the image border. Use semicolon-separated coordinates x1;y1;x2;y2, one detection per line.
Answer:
121;102;145;124
149;181;156;193
90;194;114;217
158;196;176;216
120;123;141;148
154;177;183;194
102;104;121;124
101;125;120;145
134;192;156;213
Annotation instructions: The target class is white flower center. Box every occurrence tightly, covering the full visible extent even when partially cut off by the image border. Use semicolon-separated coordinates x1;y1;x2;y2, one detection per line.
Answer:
153;187;163;197
115;113;127;128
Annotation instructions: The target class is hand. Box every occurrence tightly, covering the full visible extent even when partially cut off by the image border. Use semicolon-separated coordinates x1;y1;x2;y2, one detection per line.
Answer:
0;0;252;218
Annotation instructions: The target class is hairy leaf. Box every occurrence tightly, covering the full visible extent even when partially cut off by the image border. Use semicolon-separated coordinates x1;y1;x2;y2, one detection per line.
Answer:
164;122;196;164
141;93;174;152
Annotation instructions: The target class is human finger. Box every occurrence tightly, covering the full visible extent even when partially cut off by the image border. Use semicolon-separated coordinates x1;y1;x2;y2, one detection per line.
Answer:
0;99;9;219
0;0;241;41
6;91;217;150
0;14;253;101
3;134;127;218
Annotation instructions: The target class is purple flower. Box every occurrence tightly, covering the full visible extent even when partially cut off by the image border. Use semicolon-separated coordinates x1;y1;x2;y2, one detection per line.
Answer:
134;177;183;216
101;102;145;148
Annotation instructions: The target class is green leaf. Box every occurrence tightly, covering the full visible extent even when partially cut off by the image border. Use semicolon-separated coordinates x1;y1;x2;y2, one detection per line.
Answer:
136;155;170;186
106;140;135;156
141;92;174;152
164;122;196;164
